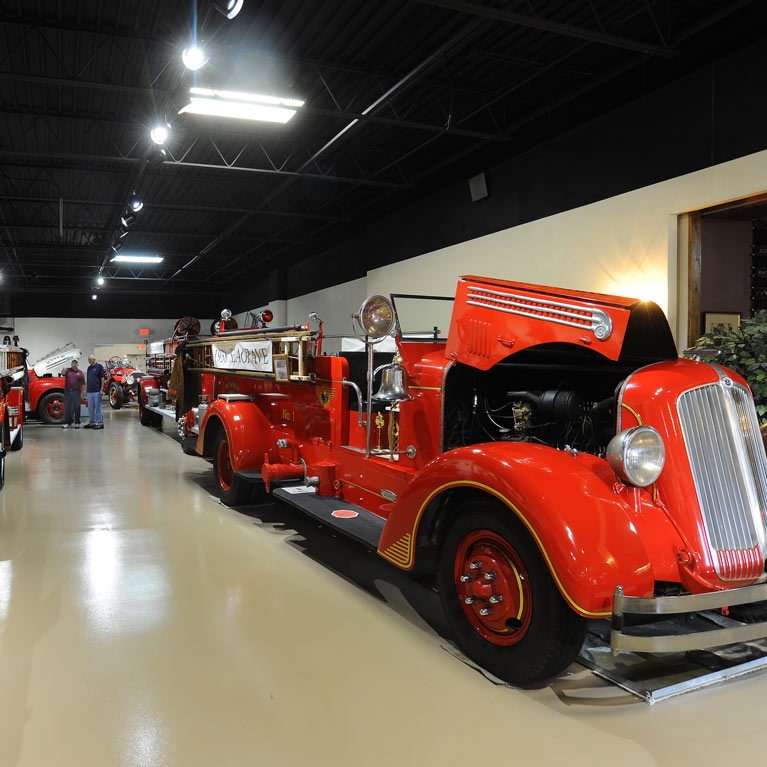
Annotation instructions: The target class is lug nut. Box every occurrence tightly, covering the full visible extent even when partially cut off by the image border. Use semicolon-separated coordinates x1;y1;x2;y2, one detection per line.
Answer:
469;561;482;570
479;607;493;616
459;574;472;582
489;595;503;604
483;571;496;581
464;596;477;605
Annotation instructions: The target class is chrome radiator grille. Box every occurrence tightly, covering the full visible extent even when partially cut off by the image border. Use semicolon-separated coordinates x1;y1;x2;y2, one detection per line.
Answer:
678;381;767;580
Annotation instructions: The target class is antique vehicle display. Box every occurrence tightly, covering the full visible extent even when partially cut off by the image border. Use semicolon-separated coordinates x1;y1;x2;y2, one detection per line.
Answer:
25;342;82;424
138;316;202;441
0;344;26;490
105;356;146;409
146;275;767;684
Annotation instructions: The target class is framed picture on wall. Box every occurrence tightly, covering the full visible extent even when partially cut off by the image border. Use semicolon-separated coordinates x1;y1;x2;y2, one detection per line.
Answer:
704;312;741;335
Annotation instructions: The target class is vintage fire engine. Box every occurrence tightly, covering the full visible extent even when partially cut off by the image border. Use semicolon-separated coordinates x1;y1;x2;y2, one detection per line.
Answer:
25;343;83;424
0;344;26;489
144;276;767;684
104;356;146;409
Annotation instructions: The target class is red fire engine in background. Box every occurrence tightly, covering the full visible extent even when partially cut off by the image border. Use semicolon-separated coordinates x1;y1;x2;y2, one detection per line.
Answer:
0;344;26;489
139;275;767;684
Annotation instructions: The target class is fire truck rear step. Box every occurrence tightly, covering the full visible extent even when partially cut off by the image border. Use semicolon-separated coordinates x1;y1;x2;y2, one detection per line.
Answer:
272;487;385;549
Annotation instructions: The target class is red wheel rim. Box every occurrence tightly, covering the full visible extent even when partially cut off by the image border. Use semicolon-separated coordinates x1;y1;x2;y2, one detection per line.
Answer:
110;388;117;405
216;440;233;491
46;397;64;419
453;529;533;646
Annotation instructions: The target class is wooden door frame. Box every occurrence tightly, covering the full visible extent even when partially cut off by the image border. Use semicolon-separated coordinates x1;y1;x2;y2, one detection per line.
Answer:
684;191;767;347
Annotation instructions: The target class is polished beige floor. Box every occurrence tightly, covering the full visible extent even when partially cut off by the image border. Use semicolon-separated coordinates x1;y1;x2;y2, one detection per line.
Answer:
1;409;765;766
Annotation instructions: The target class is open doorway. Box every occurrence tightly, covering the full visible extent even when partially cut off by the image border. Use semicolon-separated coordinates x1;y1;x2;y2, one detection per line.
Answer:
682;192;767;347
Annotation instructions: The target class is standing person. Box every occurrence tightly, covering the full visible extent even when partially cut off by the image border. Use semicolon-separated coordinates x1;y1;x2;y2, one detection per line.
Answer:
62;359;85;429
84;355;105;429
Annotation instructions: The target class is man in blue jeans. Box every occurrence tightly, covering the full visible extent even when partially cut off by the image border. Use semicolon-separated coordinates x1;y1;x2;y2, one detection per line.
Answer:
62;359;85;429
84;355;105;429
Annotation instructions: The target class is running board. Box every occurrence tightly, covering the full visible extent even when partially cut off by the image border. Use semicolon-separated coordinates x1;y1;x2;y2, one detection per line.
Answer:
272;486;384;550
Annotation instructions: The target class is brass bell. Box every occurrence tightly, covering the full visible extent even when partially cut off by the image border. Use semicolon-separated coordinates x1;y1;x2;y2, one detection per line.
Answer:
373;361;414;402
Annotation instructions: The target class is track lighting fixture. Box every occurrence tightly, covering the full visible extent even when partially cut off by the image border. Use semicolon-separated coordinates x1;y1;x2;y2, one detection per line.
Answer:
110;240;124;254
150;123;170;145
182;45;207;71
128;193;143;213
97;275;105;286
120;212;137;228
213;0;244;19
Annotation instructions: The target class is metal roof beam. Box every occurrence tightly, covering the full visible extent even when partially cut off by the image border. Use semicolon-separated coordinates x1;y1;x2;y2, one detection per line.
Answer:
0;150;411;189
0;196;350;222
411;0;679;57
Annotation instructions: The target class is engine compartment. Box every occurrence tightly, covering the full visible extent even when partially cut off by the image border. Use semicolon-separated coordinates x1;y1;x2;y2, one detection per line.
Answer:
443;343;660;456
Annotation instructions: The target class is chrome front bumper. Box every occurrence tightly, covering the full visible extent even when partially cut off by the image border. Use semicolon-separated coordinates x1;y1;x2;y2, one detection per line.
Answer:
611;583;767;653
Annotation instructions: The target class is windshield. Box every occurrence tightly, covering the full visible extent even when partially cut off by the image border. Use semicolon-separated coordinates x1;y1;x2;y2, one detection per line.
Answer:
391;294;454;342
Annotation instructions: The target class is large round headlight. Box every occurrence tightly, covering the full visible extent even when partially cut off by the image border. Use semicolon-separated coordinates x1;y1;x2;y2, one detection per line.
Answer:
606;425;665;487
357;295;395;341
126;374;135;385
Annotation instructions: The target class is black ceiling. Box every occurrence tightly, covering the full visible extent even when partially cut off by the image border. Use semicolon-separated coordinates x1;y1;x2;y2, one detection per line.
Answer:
0;0;763;317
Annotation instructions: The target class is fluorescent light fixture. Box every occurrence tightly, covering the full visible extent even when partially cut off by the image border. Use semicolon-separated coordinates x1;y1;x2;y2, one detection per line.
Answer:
110;255;164;264
179;87;304;124
214;0;244;19
150;124;170;145
182;46;207;71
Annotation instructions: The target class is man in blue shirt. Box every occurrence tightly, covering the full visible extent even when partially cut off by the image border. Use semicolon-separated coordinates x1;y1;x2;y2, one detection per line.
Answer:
84;355;105;429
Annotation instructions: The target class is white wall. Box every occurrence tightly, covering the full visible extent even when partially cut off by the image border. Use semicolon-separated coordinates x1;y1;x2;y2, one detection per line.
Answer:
5;317;210;366
357;148;767;346
233;278;367;354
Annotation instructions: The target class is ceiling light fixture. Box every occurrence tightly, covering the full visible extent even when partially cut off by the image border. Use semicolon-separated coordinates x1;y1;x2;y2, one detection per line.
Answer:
110;254;164;264
182;46;207;71
97;276;105;286
179;87;304;124
120;212;137;228
150;123;171;145
92;294;97;300
128;193;143;213
110;241;124;254
117;226;129;239
213;0;244;19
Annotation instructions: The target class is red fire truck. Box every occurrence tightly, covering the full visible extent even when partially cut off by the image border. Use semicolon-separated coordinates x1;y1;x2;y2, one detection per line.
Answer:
143;276;767;684
1;345;26;489
24;343;83;424
104;356;146;409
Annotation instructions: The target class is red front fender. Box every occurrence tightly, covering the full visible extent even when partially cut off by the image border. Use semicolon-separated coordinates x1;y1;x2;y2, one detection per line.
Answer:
198;399;275;472
378;443;683;617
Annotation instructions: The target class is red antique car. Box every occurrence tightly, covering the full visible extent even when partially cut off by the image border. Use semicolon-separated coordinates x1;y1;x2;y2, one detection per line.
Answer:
145;276;767;683
24;343;82;424
0;345;26;489
105;356;146;409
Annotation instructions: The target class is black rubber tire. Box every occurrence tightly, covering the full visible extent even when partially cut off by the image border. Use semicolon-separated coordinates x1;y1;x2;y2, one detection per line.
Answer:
9;426;22;451
213;433;252;506
138;398;153;426
151;411;163;427
728;602;767;623
108;382;124;410
180;436;198;455
38;391;66;424
437;499;586;685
